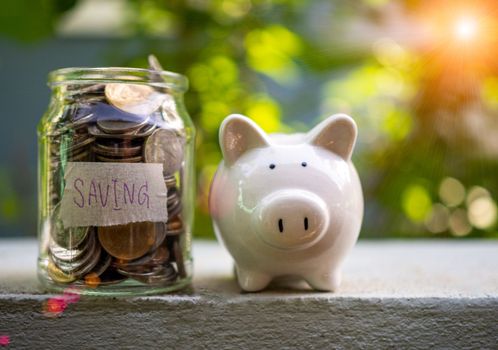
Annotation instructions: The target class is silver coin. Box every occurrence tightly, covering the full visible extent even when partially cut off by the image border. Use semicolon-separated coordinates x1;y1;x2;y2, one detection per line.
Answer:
148;55;165;83
164;175;177;189
172;238;186;278
152;223;168;250
148;54;164;74
56;234;101;278
73;244;102;278
51;207;90;249
67;83;105;95
89;252;112;277
132;263;177;284
143;128;185;174
54;231;97;275
93;141;142;157
49;237;89;262
96;154;143;163
88;124;152;139
114;244;169;269
97;268;128;285
69;150;89;162
117;264;164;278
55;136;95;156
167;197;182;218
133;122;157;137
96;117;149;134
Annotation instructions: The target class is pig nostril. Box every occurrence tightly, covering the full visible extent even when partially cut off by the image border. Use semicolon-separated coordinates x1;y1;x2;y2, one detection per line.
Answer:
278;219;284;233
304;217;309;231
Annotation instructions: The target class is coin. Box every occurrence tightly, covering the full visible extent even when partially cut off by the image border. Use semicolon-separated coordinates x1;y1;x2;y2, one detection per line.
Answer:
167;195;182;218
148;54;164;74
54;232;99;277
105;83;165;115
150;223;167;250
68;243;102;278
95;154;143;163
69;150;89;162
97;267;128;285
51;211;90;249
98;222;157;260
164;175;177;189
51;135;94;157
48;259;76;283
133;122;157;137
49;237;89;262
89;252;112;277
167;216;183;232
172;238;186;278
128;263;177;285
144;129;185;174
93;141;142;157
97;119;148;135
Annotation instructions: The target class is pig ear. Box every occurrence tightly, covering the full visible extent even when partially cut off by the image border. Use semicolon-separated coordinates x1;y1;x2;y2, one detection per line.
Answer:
219;114;271;166
306;114;357;160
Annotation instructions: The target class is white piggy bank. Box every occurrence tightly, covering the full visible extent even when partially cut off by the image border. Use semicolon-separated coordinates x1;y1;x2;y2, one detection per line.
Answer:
209;114;363;292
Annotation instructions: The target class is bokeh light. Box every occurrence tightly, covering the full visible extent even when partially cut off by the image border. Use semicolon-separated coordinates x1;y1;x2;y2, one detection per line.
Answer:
467;187;497;229
425;203;450;234
454;17;478;41
449;208;472;237
402;184;432;223
439;177;466;207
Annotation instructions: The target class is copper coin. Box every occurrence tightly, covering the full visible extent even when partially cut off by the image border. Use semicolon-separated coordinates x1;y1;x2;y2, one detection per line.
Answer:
167;216;183;231
105;83;165;115
98;222;157;260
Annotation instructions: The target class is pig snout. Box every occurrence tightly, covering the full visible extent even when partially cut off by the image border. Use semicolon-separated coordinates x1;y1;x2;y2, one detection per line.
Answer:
255;190;329;250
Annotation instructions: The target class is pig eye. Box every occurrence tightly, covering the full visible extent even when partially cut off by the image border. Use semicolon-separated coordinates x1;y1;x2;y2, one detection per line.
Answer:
269;164;276;169
301;162;307;167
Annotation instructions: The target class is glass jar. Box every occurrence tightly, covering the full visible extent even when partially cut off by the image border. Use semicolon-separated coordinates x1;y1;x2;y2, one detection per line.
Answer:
37;67;195;295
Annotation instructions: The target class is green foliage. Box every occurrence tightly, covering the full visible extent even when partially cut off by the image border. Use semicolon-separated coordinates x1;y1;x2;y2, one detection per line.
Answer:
2;0;498;239
0;0;77;41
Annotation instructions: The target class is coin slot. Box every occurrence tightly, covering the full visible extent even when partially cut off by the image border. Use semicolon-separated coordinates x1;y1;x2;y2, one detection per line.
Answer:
304;217;309;231
278;218;284;233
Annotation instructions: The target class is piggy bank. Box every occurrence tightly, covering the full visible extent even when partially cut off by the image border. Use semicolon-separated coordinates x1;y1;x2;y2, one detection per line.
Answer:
209;114;363;292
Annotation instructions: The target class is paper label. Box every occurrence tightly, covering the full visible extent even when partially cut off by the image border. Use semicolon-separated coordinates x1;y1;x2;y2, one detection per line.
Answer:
60;162;168;227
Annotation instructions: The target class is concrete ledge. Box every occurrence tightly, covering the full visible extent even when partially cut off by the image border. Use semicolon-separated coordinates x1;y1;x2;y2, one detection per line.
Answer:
0;240;497;349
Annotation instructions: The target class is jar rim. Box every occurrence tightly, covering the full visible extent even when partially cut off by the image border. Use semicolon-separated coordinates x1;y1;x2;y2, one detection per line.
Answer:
48;67;188;92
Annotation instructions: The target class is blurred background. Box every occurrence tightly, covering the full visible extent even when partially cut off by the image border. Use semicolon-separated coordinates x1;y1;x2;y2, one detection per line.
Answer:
0;0;497;239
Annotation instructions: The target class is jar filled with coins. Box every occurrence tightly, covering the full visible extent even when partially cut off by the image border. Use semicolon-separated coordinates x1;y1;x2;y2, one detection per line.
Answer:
37;57;195;295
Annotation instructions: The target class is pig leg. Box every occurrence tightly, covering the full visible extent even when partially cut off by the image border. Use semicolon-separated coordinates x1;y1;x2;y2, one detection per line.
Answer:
235;266;272;292
304;269;342;292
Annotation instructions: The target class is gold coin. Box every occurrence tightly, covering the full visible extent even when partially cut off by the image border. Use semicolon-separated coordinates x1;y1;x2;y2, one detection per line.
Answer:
98;222;157;260
105;83;165;115
47;260;76;283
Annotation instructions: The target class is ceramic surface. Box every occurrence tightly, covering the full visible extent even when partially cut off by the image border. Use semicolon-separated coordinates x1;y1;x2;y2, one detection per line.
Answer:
209;114;363;291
